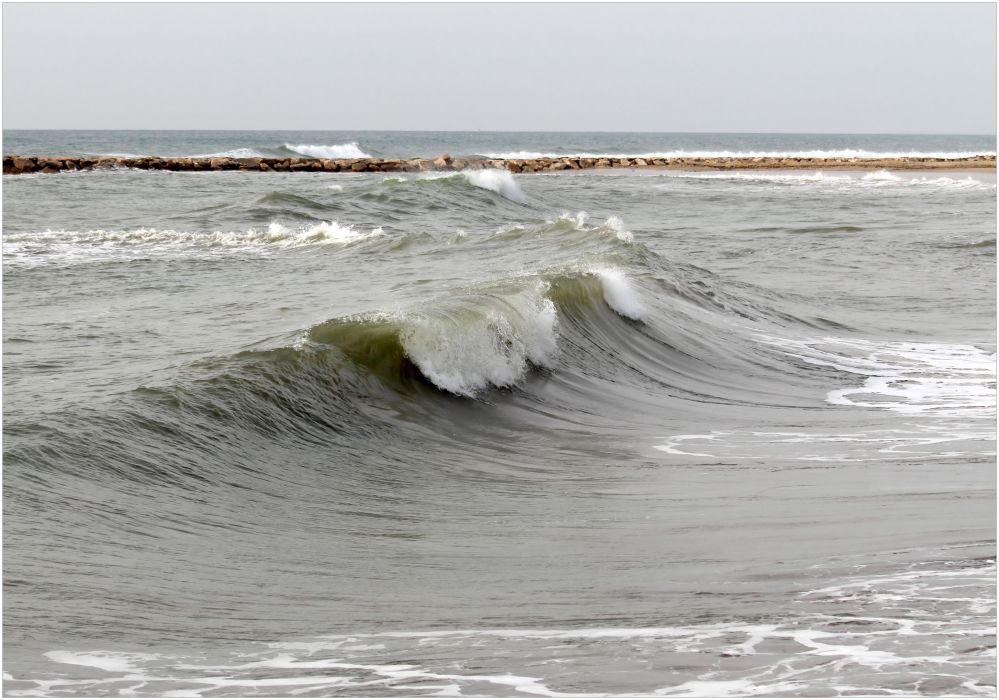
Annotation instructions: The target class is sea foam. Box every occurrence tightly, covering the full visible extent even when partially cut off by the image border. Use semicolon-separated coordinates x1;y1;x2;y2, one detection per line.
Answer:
762;337;997;418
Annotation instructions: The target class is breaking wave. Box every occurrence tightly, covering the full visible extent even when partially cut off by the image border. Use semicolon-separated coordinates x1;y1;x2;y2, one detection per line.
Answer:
382;169;527;203
302;268;654;397
286;143;370;159
193;148;267;159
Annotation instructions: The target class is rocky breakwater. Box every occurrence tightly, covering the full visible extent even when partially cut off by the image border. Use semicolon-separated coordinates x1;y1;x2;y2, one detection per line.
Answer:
4;153;995;175
1;154;507;175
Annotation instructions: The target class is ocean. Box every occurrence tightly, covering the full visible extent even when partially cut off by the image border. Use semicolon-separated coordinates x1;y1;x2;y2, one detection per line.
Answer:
3;131;996;697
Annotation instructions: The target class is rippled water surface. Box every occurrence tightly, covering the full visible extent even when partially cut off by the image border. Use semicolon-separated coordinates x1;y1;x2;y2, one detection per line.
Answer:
3;132;996;697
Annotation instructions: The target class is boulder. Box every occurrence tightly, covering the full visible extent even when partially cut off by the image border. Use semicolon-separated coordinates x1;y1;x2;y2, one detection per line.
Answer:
433;154;452;168
595;158;611;168
12;157;36;172
634;158;648;167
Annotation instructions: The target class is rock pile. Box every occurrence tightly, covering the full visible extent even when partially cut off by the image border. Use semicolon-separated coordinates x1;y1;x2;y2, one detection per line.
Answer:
3;154;995;175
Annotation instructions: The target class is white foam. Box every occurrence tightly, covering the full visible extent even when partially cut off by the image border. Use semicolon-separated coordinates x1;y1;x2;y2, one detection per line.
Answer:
762;337;996;418
286;143;370;159
397;283;559;397
595;269;648;322
654;426;996;461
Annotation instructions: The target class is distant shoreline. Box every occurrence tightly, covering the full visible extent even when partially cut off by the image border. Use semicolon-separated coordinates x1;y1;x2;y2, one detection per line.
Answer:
4;154;995;175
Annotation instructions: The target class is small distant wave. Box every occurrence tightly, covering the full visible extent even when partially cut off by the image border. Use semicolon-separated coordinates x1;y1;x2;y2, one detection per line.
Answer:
286;143;370;159
383;169;527;204
656;170;996;190
479;149;997;160
860;170;996;190
192;148;266;159
2;222;383;267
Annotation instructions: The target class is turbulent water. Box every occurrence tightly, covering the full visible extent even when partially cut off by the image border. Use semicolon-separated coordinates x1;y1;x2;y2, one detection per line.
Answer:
3;132;996;698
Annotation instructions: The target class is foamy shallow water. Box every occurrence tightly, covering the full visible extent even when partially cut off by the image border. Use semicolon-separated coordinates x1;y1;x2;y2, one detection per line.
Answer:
6;554;995;697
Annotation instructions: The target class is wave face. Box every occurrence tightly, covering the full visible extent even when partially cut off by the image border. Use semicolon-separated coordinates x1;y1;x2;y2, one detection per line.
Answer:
3;137;995;697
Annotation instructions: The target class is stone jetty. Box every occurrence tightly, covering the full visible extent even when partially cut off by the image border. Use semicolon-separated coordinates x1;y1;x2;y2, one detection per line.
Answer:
3;153;995;175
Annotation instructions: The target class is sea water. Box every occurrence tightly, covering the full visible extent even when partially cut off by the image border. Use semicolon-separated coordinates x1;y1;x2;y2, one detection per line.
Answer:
3;132;996;697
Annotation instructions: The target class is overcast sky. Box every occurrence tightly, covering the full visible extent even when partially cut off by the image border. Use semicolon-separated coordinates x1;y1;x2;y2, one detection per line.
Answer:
3;2;996;134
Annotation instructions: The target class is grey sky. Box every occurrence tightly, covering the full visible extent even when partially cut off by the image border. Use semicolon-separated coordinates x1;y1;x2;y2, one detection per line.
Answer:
3;2;996;134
